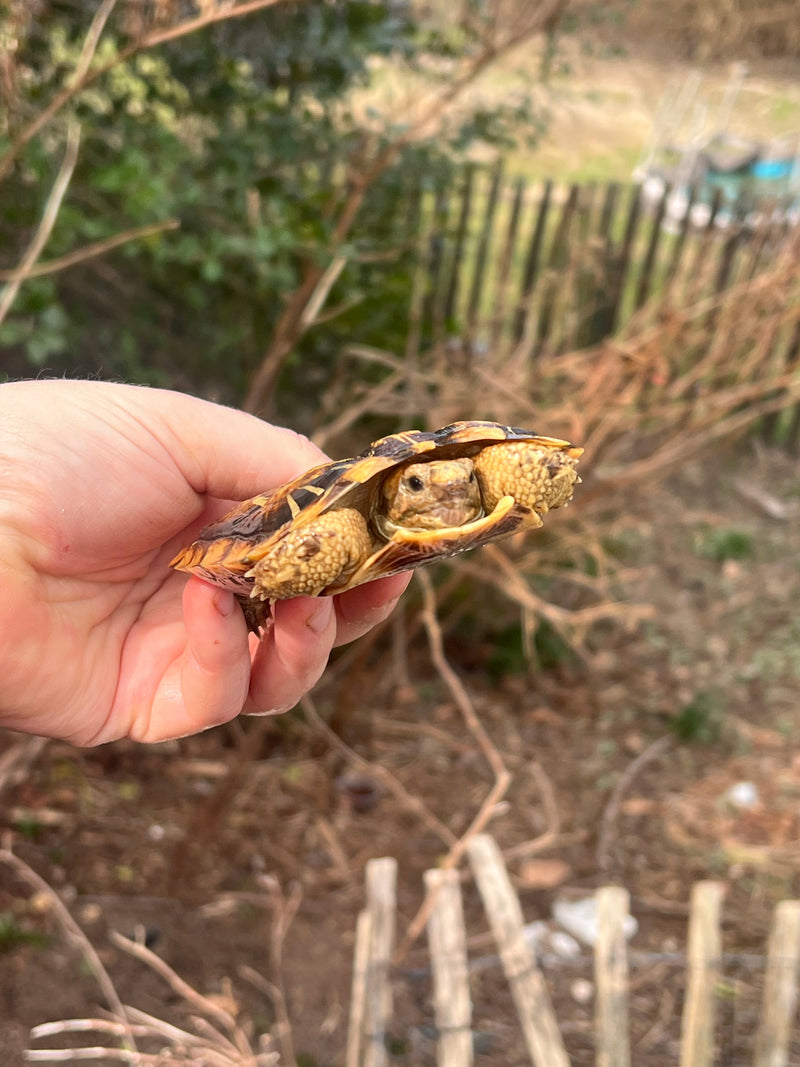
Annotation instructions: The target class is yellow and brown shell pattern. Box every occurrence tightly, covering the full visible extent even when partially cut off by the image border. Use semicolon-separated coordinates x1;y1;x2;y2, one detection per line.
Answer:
171;421;583;629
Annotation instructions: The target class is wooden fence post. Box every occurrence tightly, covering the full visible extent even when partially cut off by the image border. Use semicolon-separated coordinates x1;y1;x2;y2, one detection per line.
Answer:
443;164;476;327
490;175;526;350
679;880;724;1067
424;867;474;1067
347;908;373;1067
424;182;450;343
466;161;504;344
584;181;621;344
536;183;579;349
595;886;631;1067
467;833;569;1067
754;899;800;1067
606;182;642;333
513;179;552;343
634;185;667;310
662;184;697;297
363;857;398;1067
685;186;724;298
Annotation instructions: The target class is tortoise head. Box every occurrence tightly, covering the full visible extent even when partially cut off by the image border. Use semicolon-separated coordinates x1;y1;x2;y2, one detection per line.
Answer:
375;457;483;535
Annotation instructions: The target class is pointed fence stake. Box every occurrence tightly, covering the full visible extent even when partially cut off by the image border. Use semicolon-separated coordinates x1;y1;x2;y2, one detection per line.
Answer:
362;857;398;1067
680;880;724;1067
346;908;372;1067
467;834;569;1067
595;886;631;1067
754;899;800;1067
424;867;473;1067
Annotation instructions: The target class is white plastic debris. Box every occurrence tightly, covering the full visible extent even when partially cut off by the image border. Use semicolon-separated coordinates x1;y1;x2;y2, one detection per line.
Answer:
522;921;582;959
725;781;760;810
553;895;638;948
570;978;594;1005
549;930;582;959
522;921;549;953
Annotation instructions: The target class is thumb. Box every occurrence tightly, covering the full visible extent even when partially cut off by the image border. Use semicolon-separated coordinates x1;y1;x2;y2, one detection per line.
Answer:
130;386;328;501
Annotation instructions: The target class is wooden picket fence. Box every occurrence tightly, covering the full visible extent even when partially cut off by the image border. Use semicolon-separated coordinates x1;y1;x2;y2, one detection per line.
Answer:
399;164;799;360
346;836;800;1067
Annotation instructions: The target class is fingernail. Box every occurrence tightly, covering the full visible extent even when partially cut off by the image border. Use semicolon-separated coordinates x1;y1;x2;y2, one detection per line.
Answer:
379;594;401;618
212;589;236;617
245;702;295;717
362;594;401;627
306;599;333;634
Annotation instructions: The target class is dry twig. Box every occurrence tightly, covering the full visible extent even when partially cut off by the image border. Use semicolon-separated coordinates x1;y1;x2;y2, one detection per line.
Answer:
393;570;512;961
110;930;250;1053
417;569;508;788
0;121;80;328
300;694;457;848
0;847;135;1053
257;874;302;1067
0;219;180;282
596;734;676;875
503;760;562;862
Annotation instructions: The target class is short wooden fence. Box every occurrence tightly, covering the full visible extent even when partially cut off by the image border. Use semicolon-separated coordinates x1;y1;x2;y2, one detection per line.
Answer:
347;835;800;1067
397;166;799;360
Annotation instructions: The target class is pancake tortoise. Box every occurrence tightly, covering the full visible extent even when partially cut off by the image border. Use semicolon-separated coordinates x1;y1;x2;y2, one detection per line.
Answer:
171;420;583;631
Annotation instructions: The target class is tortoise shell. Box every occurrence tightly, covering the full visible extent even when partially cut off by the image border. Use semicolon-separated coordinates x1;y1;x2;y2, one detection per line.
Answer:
171;421;582;626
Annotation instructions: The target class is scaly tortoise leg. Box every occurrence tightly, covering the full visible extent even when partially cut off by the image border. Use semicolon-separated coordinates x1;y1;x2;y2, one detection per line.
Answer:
473;441;580;520
246;506;373;602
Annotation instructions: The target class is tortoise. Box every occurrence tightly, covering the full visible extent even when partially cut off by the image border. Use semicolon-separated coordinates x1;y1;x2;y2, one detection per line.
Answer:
171;421;583;631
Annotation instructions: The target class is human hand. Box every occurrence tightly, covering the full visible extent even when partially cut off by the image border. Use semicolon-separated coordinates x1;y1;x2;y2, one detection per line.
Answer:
0;380;409;745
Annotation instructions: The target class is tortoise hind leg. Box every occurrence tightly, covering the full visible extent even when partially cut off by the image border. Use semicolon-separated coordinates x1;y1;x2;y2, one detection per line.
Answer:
246;506;373;602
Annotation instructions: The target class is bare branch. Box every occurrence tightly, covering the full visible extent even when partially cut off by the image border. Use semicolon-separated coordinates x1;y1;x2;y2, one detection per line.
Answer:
596;734;676;875
0;219;179;281
300;694;457;848
243;0;569;414
109;930;250;1055
73;0;119;89
394;570;512;961
0;0;287;184
0;121;80;328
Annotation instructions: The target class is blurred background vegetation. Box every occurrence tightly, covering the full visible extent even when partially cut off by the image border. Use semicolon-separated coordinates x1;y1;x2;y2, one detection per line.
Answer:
3;0;796;428
1;0;553;420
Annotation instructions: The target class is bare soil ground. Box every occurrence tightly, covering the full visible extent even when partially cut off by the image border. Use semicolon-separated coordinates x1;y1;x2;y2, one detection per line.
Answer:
1;440;799;1066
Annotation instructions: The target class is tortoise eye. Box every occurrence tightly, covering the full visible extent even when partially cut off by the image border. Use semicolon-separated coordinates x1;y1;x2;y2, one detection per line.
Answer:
407;474;425;492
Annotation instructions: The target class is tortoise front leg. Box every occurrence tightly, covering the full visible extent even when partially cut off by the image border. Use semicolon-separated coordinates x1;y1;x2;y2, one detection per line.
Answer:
473;441;580;518
246;507;374;601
